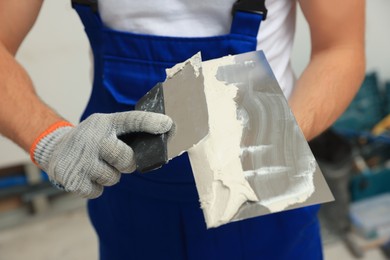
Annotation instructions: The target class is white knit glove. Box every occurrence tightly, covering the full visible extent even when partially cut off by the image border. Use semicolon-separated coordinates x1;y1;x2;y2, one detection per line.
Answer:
30;111;173;198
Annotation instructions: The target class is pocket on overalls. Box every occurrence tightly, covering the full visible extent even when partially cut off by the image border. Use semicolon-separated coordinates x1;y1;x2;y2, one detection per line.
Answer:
102;55;174;106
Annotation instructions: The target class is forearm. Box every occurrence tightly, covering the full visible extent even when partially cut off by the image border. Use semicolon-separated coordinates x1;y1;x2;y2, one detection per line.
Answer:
0;43;63;151
289;46;365;141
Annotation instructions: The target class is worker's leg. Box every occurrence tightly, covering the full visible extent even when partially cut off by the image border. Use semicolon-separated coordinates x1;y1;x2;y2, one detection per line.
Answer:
181;202;323;260
88;186;186;260
89;183;322;260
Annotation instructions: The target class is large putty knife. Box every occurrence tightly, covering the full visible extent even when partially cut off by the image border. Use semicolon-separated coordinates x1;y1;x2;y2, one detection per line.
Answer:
187;51;334;228
120;53;209;172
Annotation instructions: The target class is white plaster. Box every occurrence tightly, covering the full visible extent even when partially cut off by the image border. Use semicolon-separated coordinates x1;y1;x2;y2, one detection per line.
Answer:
187;56;258;228
166;52;201;78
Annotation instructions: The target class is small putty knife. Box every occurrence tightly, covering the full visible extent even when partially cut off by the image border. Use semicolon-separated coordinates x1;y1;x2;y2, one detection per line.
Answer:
120;53;209;173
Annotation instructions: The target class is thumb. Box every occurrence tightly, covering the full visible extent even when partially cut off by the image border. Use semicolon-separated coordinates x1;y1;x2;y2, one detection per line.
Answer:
113;111;173;135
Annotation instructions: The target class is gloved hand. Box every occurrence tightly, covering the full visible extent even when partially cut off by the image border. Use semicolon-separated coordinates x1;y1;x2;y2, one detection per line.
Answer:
30;111;173;199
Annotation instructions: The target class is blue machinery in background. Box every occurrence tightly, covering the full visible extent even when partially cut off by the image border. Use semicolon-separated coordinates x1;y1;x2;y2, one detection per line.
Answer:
332;72;390;201
0;171;48;189
0;167;61;208
309;72;390;258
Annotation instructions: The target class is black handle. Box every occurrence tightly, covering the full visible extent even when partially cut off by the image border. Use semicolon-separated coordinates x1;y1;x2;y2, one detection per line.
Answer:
119;83;168;173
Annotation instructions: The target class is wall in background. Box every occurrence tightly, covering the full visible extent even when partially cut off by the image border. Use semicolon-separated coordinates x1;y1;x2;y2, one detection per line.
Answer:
1;0;389;167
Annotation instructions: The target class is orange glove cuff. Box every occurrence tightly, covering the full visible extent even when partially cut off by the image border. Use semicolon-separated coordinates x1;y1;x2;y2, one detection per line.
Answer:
29;121;74;166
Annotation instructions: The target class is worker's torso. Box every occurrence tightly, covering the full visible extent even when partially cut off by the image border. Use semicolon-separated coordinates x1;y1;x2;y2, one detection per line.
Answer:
98;0;297;97
74;0;296;190
74;4;322;259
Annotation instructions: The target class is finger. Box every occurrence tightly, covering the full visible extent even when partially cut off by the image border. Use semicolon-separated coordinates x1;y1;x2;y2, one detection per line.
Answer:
85;182;104;199
99;137;137;173
91;162;121;186
68;179;103;199
113;111;173;135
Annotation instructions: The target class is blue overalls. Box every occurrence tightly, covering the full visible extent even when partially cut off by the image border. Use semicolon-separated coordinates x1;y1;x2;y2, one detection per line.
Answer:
72;2;322;259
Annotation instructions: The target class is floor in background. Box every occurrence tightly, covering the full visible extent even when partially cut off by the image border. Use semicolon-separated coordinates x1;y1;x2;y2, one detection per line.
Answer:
325;242;386;260
0;197;387;260
0;195;97;260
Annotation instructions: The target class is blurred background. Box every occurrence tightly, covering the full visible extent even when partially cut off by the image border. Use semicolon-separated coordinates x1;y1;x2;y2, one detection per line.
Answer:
0;0;389;259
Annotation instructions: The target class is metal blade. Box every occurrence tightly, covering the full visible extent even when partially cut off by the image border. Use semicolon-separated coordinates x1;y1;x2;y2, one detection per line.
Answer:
163;54;209;160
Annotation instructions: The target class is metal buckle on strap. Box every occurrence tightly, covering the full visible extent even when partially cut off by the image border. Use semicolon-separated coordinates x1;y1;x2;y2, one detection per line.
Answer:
71;0;98;12
232;0;268;20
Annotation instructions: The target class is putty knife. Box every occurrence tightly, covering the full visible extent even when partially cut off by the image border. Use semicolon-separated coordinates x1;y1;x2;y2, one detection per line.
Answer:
120;53;209;172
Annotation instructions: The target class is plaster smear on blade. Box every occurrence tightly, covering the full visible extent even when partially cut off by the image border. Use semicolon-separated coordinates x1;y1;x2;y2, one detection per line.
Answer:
243;163;315;213
188;56;258;228
237;100;315;216
240;143;315;213
264;158;315;212
166;52;201;78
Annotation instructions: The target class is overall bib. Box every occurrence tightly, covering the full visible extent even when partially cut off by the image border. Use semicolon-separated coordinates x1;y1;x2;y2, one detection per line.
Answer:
72;1;322;259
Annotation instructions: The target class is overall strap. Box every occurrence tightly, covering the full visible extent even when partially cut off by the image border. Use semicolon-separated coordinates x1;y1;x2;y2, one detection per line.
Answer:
231;0;267;38
72;0;98;12
71;0;267;39
71;0;102;29
71;0;105;57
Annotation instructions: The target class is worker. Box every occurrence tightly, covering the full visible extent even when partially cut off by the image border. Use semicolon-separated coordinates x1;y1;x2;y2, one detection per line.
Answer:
0;0;365;259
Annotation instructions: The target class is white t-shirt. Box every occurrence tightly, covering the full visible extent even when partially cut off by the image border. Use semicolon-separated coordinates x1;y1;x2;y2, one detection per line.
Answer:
98;0;296;98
